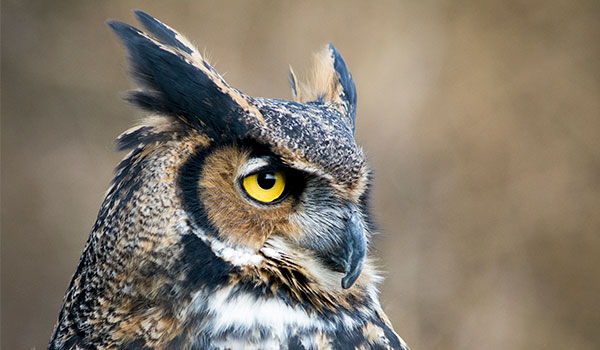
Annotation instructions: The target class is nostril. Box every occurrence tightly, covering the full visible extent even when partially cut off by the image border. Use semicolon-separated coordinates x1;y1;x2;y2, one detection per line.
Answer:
345;202;358;220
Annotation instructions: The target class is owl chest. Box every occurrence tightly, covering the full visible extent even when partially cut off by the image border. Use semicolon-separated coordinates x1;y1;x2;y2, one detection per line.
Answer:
188;290;335;350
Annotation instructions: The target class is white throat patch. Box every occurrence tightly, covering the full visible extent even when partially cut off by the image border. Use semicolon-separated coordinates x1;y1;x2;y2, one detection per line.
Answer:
176;212;264;266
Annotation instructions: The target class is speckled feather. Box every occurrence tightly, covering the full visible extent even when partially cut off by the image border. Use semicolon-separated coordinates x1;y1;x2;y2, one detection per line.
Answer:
49;10;408;350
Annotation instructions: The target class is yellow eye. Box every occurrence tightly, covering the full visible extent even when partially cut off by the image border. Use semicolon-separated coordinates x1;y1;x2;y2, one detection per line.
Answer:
242;171;286;203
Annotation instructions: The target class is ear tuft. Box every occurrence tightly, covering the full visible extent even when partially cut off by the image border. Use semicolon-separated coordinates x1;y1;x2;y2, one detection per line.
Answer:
290;44;357;130
107;12;264;140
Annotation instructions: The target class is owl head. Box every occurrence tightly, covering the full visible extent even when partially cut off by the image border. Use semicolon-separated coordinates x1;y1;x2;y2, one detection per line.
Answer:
107;11;376;297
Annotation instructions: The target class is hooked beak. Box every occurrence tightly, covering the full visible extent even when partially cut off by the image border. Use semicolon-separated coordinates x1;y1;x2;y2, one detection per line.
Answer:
327;203;367;289
340;204;367;289
300;202;367;290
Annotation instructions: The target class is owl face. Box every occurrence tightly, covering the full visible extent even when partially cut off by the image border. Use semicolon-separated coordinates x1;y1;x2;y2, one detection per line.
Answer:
182;142;370;290
109;11;373;292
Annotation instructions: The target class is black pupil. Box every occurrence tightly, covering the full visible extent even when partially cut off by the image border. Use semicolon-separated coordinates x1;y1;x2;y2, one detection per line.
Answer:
257;172;277;190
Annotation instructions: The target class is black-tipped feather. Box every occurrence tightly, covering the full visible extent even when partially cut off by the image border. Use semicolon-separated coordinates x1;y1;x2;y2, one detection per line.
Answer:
329;43;357;131
134;10;194;55
124;91;173;116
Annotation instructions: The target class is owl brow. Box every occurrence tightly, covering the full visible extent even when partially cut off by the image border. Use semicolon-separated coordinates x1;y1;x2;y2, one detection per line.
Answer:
237;157;272;178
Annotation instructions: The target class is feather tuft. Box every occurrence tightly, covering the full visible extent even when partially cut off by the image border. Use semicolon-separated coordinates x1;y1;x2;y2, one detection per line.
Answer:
289;44;357;131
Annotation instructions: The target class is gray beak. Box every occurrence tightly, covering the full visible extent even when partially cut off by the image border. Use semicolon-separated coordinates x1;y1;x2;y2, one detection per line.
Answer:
340;203;367;289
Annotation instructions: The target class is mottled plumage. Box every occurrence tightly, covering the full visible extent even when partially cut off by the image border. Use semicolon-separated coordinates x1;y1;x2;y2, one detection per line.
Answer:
49;11;409;350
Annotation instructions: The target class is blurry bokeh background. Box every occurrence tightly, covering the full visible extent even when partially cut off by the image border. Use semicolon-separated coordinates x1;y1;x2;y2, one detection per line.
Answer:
2;0;600;349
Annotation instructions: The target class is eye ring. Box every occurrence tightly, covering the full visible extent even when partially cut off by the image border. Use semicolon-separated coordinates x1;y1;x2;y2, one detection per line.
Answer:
241;170;287;204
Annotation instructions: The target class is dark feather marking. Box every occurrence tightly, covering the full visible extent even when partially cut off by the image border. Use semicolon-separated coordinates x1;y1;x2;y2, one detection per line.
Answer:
289;70;298;98
116;120;182;152
122;338;150;350
54;334;83;350
124;91;175;117
332;326;366;350
164;332;187;350
178;144;236;289
358;176;377;234
371;343;391;350
376;319;404;350
177;144;217;234
287;334;305;350
180;233;232;289
117;126;153;151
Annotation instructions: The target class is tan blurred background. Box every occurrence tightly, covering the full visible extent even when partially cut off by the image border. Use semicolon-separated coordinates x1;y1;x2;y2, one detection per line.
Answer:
2;0;600;349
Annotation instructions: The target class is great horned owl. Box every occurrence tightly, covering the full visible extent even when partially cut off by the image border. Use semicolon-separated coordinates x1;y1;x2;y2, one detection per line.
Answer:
49;11;409;350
